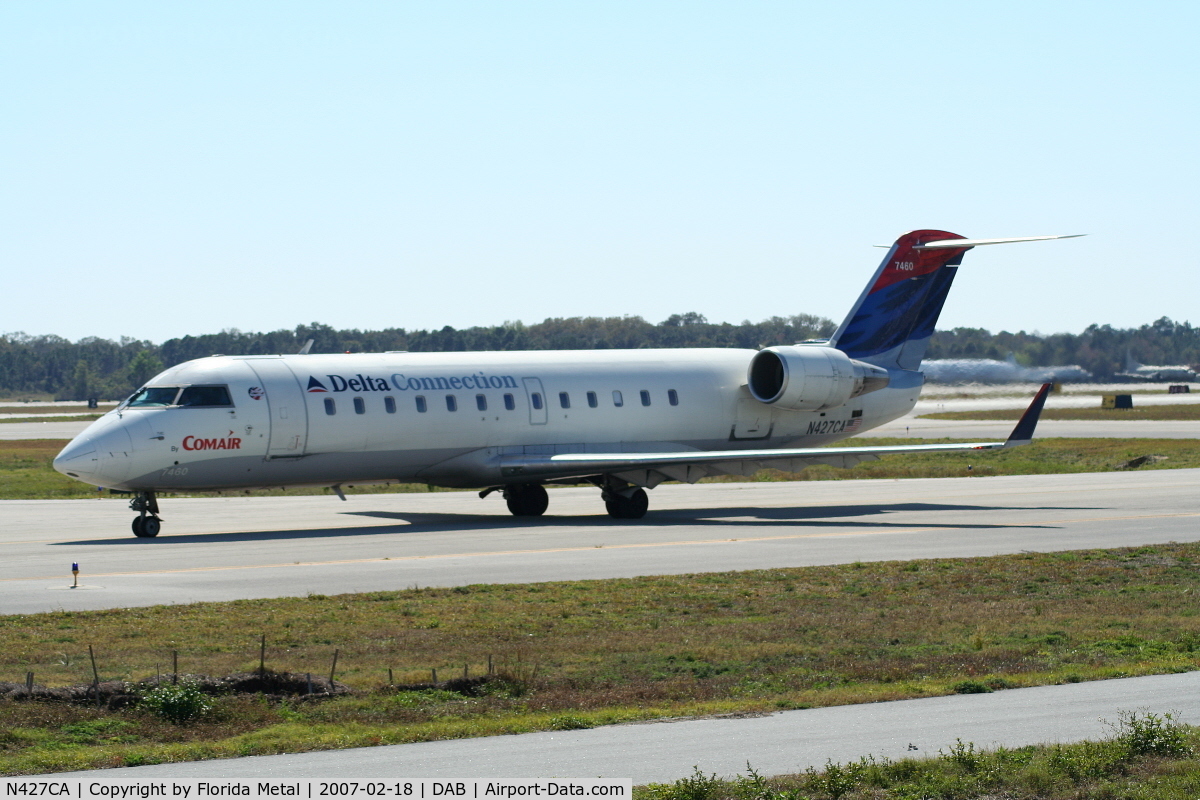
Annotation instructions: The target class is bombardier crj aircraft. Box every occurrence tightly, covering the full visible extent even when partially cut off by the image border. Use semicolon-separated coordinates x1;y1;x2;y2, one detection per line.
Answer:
54;230;1078;537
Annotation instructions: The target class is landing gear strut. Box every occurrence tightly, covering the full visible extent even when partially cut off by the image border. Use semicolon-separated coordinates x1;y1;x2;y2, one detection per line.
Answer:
504;483;549;517
600;477;648;520
130;491;162;538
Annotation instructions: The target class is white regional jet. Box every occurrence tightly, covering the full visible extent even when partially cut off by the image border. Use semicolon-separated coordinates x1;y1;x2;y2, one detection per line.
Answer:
54;229;1078;537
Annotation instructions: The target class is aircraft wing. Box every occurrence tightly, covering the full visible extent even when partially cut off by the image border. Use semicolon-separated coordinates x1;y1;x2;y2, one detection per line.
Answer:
493;384;1052;487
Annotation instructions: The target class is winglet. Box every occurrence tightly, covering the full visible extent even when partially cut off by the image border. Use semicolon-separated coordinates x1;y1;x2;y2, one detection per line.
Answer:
1004;383;1053;446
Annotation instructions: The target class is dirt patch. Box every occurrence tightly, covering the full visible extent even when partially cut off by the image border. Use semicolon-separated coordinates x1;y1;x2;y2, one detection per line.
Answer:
1116;454;1169;469
0;671;352;709
0;671;504;710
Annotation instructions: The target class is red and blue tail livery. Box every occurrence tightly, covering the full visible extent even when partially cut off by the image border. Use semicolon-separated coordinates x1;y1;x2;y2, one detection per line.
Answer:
832;231;1083;370
832;229;968;370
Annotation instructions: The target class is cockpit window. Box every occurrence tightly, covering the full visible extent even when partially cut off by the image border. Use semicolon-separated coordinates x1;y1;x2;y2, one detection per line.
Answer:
127;387;180;407
177;385;233;407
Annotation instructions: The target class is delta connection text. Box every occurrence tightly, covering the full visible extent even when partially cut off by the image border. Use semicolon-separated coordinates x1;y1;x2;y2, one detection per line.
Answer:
2;781;630;800
307;372;521;394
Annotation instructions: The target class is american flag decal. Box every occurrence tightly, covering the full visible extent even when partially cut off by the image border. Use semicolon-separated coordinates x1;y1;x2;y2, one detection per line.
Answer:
845;417;863;432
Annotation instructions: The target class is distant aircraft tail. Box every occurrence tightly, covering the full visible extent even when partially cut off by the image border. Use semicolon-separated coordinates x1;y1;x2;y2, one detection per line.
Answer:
830;231;1083;371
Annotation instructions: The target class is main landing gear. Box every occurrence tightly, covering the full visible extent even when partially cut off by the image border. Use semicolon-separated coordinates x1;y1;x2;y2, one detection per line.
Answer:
604;486;648;519
598;475;648;519
503;483;549;516
483;477;650;520
130;491;162;538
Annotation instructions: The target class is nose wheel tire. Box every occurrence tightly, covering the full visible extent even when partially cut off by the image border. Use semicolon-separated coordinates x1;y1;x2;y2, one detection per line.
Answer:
129;491;162;537
132;516;161;538
505;483;549;516
605;487;648;519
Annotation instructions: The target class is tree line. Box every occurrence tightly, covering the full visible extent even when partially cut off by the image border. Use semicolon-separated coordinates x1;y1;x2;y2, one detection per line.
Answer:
2;314;1197;400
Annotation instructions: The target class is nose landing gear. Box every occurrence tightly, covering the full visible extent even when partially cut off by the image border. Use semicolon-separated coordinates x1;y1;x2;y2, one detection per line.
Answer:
130;492;162;538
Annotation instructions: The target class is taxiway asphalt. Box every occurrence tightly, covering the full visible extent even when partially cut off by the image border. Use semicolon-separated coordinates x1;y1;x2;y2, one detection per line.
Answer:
4;469;1200;615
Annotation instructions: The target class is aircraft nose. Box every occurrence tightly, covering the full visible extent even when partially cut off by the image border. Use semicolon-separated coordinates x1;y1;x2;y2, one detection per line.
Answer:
54;425;134;486
53;437;98;478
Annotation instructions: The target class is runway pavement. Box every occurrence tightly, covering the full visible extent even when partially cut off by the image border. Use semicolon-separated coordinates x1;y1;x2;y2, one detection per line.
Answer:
37;672;1200;782
4;469;1200;615
0;419;92;439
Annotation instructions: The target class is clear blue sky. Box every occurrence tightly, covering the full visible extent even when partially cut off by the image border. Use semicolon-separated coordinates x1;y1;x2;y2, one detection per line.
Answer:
3;1;1197;344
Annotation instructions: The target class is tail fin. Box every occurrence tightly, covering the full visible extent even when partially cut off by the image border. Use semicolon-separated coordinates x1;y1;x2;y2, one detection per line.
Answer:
830;230;1084;371
830;229;970;370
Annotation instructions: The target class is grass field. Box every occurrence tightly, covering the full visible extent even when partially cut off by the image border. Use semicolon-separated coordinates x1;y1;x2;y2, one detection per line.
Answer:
921;403;1200;421
3;543;1200;774
5;437;1200;501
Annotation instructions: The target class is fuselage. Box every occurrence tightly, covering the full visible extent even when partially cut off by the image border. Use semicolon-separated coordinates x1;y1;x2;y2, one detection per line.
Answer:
53;348;923;492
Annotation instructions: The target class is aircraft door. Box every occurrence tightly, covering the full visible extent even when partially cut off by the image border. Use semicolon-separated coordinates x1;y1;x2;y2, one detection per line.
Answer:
522;377;548;425
246;359;309;457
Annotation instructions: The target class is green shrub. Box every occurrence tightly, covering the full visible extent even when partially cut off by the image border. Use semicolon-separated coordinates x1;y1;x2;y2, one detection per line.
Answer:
642;768;723;800
1111;710;1193;757
140;681;212;724
951;680;992;694
805;759;863;800
548;715;592;731
941;738;984;773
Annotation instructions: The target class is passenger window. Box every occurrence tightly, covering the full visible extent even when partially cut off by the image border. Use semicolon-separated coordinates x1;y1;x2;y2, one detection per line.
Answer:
587;391;598;408
384;396;396;414
612;390;624;407
531;393;544;410
127;386;180;407
415;396;427;413
324;398;336;415
668;389;679;406
177;385;233;407
559;392;570;409
446;395;458;412
353;397;366;415
504;393;515;411
476;394;487;411
640;390;651;407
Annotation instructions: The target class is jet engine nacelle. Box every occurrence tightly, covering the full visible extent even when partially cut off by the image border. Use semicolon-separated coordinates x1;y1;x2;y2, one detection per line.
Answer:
747;346;890;412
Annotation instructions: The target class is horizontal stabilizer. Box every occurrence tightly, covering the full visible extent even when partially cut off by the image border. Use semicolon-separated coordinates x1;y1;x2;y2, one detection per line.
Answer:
1004;382;1052;446
914;234;1085;250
